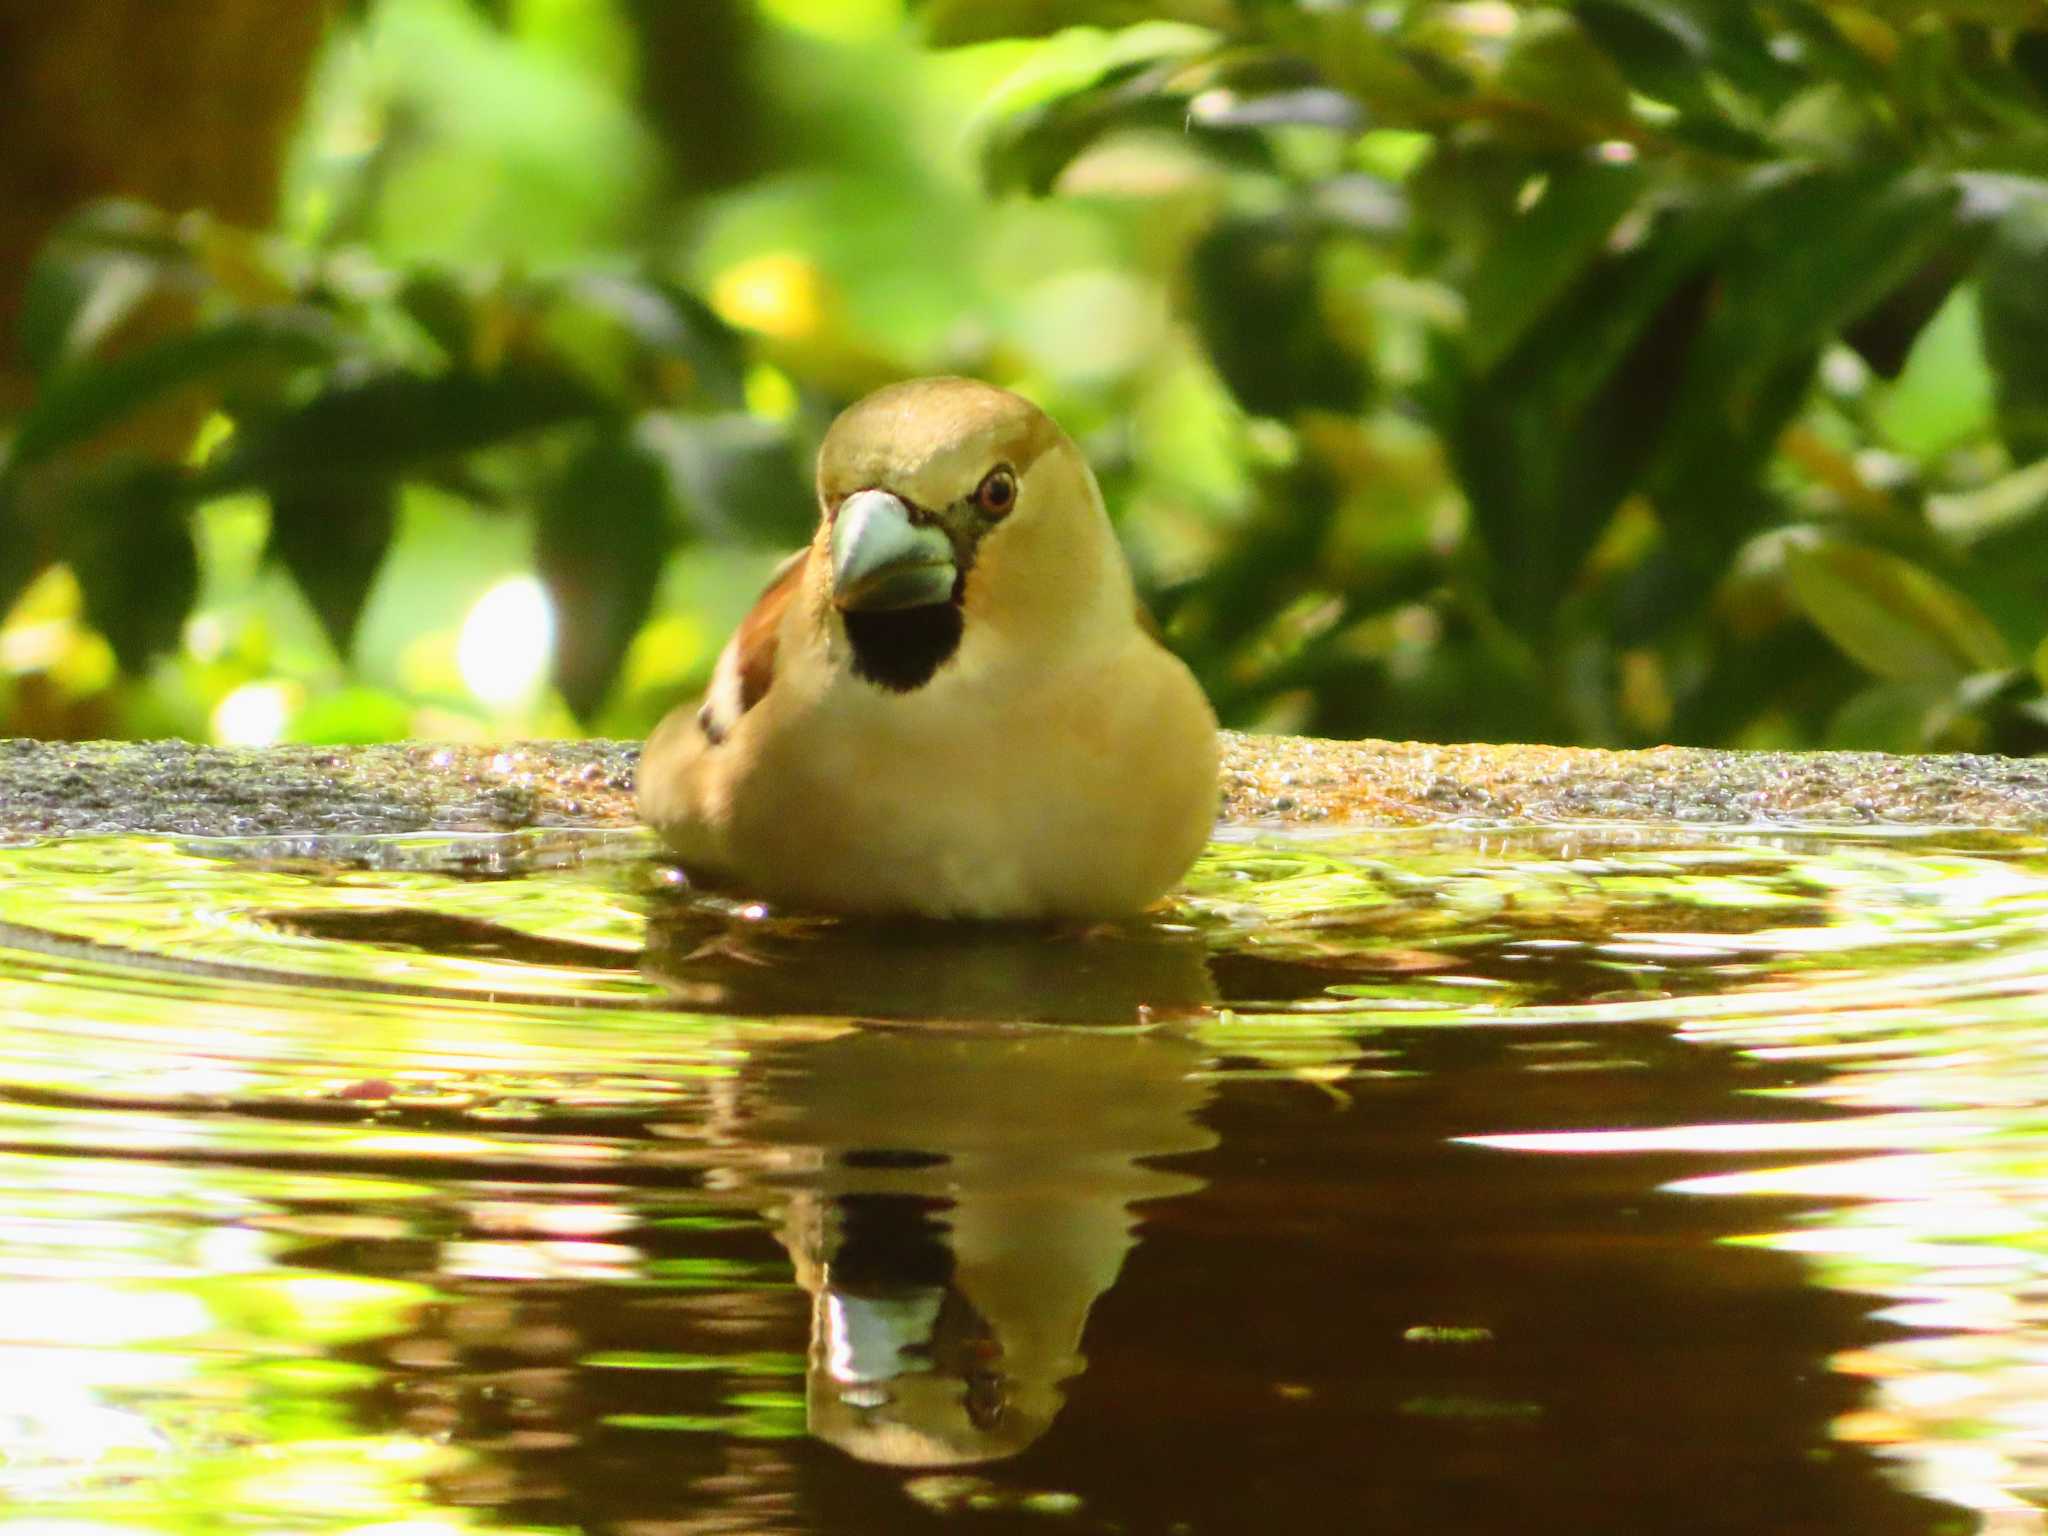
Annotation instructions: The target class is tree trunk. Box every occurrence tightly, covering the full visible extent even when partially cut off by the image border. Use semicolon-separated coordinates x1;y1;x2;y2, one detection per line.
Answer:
0;1;330;394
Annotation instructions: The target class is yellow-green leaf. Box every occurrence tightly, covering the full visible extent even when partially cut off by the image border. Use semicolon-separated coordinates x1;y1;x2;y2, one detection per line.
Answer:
1784;540;2012;684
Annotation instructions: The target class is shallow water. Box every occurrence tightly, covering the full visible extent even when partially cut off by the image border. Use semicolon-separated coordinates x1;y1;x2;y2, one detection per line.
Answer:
2;824;2047;1533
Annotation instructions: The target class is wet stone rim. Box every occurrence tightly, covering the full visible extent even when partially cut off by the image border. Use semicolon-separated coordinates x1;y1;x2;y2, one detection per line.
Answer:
3;734;2048;839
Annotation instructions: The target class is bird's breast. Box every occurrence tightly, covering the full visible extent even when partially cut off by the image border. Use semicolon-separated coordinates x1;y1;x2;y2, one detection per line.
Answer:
715;640;1218;920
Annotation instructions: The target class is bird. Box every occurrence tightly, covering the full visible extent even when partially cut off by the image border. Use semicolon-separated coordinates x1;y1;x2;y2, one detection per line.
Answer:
637;376;1219;920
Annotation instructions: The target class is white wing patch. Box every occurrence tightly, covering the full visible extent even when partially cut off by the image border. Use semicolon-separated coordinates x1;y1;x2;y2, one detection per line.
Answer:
699;549;806;745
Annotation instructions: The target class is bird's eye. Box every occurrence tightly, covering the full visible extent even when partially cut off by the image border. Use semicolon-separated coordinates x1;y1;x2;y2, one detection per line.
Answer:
973;465;1016;519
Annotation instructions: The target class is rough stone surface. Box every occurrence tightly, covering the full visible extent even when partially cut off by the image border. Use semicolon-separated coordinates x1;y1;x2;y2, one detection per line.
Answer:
2;734;2047;839
1216;735;2048;830
0;738;640;840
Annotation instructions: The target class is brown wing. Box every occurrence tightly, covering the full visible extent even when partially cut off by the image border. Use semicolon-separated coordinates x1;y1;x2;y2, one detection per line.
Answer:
699;550;806;744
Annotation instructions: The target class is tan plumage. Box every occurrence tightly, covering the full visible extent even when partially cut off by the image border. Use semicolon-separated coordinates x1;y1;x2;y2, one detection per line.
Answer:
637;377;1219;920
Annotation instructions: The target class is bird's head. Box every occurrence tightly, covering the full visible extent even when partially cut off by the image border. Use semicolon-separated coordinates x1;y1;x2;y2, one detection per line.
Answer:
812;377;1130;693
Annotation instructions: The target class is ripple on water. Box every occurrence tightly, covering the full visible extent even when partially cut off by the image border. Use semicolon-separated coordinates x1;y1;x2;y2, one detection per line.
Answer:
0;824;2045;1531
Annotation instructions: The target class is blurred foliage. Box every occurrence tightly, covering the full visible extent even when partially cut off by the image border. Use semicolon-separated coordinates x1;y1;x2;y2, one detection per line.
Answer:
2;0;2048;752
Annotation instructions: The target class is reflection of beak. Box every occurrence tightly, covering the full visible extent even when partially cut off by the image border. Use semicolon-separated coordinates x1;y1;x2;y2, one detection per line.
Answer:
811;1282;1033;1468
823;1289;946;1385
830;490;957;611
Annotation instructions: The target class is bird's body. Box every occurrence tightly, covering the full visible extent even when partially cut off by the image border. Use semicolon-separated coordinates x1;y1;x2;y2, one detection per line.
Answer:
637;377;1218;920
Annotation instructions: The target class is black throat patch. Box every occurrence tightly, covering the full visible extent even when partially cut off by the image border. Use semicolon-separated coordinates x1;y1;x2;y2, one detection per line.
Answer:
844;603;965;693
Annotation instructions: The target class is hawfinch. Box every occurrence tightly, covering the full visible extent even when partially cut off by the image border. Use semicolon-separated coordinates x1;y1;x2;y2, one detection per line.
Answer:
637;377;1219;920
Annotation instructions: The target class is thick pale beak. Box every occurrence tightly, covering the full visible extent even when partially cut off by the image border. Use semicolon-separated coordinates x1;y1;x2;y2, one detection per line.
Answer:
830;490;957;611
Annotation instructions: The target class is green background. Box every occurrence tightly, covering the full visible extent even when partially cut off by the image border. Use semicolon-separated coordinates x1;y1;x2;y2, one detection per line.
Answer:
2;0;2046;754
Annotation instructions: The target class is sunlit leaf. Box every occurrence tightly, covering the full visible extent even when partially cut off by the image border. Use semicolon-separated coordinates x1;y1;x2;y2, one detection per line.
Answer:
980;62;1207;195
1926;455;2048;543
288;686;414;745
916;0;1228;46
973;25;1243;195
1786;539;2012;686
1875;283;1995;457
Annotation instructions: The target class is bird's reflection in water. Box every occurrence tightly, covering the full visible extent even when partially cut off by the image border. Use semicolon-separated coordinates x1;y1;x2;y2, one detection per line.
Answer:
644;904;1221;1466
270;894;1225;1470
726;1024;1216;1467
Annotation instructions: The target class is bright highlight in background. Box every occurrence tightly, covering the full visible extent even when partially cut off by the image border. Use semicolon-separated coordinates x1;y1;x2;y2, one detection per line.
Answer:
458;576;554;710
211;682;297;746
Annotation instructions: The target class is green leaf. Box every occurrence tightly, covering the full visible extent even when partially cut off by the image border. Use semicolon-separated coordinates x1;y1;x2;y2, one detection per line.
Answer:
12;201;192;377
1828;669;2016;753
1825;678;1950;752
1840;222;1990;383
639;413;813;545
2034;631;2048;694
980;68;1195;195
2017;29;2048;102
1647;166;1963;573
1463;161;1645;374
267;478;398;657
60;465;200;672
536;428;677;719
1700;168;1961;394
1573;0;1713;111
289;687;415;745
1448;198;1725;635
205;365;610;494
1785;539;2012;685
973;26;1246;195
1980;200;2048;460
15;249;149;381
1874;283;1995;457
1188;215;1369;419
1926;454;2048;543
397;270;476;362
545;274;749;411
916;0;1226;46
8;312;339;471
1497;11;1635;125
0;485;47;622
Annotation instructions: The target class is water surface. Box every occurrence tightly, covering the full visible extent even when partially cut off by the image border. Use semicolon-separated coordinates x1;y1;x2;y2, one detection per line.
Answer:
1;823;2045;1533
